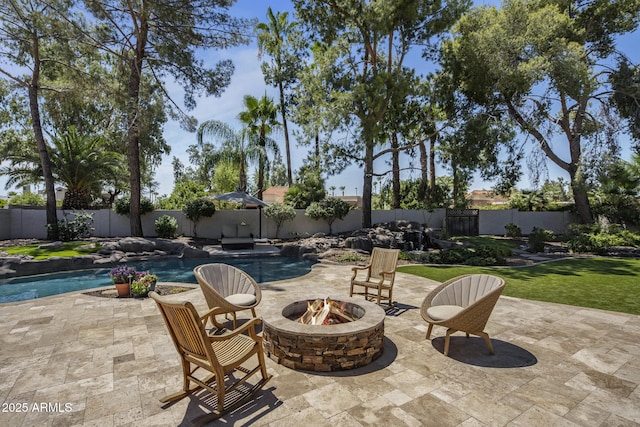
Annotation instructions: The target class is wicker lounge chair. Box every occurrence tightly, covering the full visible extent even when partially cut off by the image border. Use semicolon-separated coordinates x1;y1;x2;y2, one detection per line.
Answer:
194;263;262;329
421;274;505;356
350;247;400;305
149;292;270;423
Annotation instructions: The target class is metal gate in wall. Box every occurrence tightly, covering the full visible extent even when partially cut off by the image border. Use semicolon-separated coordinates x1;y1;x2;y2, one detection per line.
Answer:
445;208;479;236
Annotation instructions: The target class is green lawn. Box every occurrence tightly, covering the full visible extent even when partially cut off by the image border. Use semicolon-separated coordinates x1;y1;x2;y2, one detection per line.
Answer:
398;258;640;315
3;241;101;260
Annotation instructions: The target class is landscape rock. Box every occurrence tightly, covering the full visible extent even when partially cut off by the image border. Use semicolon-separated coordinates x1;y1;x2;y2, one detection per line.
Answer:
431;238;463;249
344;236;373;253
180;246;210;258
38;241;63;249
118;237;156;253
280;236;340;258
152;239;187;254
97;242;120;254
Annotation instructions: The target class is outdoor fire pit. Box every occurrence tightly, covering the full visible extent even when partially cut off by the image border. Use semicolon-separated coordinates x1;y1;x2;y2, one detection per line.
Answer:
262;295;385;372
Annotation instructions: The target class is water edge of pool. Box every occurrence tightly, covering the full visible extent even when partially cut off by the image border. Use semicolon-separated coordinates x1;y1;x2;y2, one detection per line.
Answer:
0;257;317;304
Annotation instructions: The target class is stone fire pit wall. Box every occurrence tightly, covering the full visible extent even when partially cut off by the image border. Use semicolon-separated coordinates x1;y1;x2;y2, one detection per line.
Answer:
261;295;385;372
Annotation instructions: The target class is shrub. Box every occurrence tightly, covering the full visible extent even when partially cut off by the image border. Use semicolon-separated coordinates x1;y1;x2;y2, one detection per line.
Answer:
399;251;431;263
284;168;326;208
528;227;554;253
505;223;522;238
566;223;625;254
182;198;216;237
617;229;640;247
305;197;351;235
114;196;154;216
8;192;46;206
155;215;178;238
48;211;95;241
337;252;365;263
264;202;296;238
427;246;506;266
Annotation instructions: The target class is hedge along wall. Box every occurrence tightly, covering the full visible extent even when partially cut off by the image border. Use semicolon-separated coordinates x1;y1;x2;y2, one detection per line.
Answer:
2;206;577;240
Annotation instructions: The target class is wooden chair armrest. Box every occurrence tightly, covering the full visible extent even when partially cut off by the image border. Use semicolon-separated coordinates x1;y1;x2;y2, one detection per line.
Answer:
351;265;371;280
200;306;226;322
209;318;262;342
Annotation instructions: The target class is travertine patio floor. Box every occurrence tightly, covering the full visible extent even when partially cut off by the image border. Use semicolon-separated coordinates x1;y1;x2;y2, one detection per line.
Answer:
1;262;639;426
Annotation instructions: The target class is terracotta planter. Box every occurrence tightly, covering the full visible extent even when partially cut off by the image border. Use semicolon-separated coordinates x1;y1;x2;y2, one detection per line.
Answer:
114;282;130;297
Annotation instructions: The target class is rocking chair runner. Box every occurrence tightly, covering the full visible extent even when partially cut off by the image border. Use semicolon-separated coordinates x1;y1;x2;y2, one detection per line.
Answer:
350;247;400;305
149;292;270;423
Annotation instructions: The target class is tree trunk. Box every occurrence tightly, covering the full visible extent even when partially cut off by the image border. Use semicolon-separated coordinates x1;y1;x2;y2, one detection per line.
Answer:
238;158;247;192
28;36;58;240
429;134;437;194
506;99;594;223
127;58;144;237
419;138;428;184
362;141;374;228
279;82;292;186
257;130;266;200
391;133;400;209
126;12;149;237
569;162;594;224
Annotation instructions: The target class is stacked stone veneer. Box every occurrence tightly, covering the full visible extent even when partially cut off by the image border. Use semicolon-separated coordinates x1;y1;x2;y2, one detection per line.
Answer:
261;296;385;372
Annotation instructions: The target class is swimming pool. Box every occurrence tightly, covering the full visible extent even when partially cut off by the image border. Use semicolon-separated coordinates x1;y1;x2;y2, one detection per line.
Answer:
0;257;317;303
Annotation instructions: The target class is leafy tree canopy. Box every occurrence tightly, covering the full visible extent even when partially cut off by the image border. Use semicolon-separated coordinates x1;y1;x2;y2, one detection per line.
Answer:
305;197;351;235
442;0;640;223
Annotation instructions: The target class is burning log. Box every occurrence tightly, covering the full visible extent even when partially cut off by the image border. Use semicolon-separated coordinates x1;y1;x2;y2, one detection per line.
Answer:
298;298;357;325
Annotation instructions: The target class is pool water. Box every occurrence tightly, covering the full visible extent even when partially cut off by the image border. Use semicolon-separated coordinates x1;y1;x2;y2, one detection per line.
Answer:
0;257;317;304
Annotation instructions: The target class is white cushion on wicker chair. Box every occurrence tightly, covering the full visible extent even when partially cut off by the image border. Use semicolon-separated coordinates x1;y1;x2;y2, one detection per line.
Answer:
226;293;257;306
426;305;464;321
193;263;262;330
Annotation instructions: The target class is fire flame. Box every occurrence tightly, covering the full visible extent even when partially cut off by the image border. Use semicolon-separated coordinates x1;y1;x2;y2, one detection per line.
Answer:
298;298;355;325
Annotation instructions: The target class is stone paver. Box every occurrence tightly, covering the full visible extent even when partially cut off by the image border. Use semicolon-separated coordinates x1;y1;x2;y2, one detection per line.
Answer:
1;262;639;426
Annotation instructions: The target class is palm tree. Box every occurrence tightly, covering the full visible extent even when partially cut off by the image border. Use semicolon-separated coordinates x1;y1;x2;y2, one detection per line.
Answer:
256;7;299;186
3;127;121;209
238;94;280;200
49;127;121;209
196;120;260;193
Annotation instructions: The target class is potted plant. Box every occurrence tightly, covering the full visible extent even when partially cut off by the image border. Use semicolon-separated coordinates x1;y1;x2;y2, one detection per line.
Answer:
130;272;158;298
109;266;137;297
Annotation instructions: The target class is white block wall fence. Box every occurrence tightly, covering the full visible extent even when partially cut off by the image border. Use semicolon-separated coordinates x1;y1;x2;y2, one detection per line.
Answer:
0;206;577;240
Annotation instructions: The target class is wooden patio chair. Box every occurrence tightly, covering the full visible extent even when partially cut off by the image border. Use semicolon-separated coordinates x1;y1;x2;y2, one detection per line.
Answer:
350;247;400;305
421;274;505;356
194;263;262;330
149;292;270;424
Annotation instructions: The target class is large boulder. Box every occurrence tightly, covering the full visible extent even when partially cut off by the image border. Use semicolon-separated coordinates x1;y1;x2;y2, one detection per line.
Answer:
180;246;210;258
344;227;399;252
97;241;120;254
279;236;340;258
118;237;156;253
152;238;188;254
344;236;373;253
